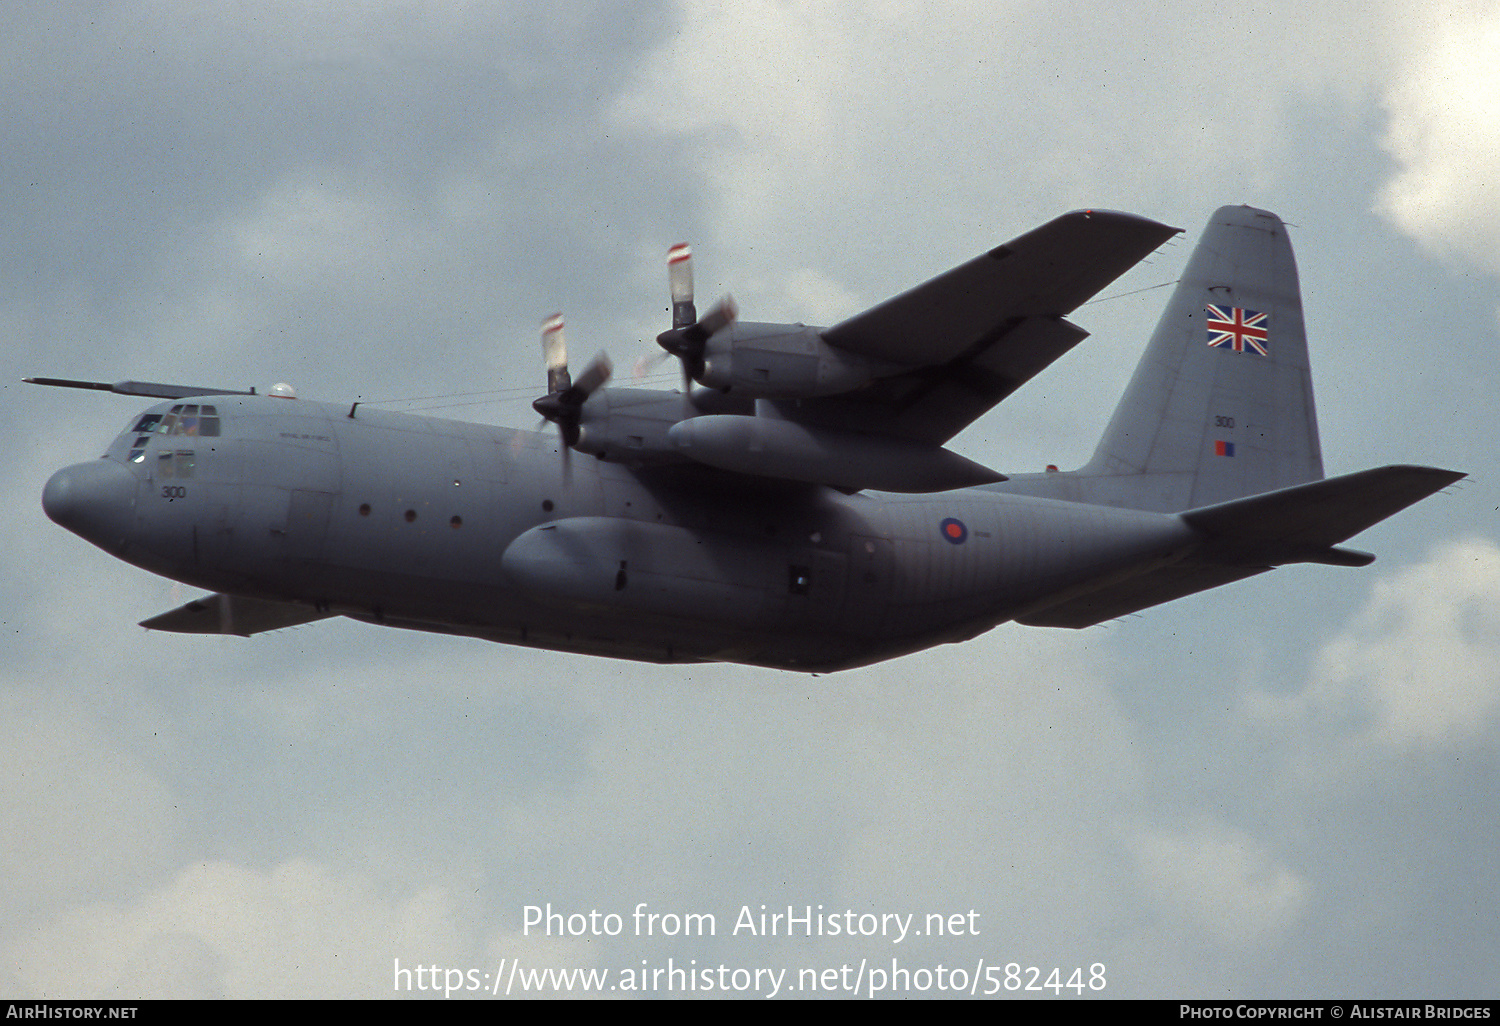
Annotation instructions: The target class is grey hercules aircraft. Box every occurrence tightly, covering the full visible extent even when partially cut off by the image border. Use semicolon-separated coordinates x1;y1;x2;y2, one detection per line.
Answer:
35;206;1463;671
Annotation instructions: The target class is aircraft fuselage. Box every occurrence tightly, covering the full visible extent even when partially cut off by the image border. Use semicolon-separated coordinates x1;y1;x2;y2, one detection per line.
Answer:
44;394;1196;670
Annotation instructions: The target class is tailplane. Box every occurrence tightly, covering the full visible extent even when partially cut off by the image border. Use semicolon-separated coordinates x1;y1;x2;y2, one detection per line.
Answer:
1015;464;1463;628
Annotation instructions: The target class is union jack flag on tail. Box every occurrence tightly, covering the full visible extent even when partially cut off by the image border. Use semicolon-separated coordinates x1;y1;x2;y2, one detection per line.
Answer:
1206;305;1269;356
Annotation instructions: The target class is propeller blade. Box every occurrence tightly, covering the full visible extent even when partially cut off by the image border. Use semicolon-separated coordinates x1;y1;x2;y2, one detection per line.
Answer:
532;320;611;483
656;294;737;388
668;243;696;330
633;350;669;380
542;313;569;394
570;353;613;398
693;296;737;342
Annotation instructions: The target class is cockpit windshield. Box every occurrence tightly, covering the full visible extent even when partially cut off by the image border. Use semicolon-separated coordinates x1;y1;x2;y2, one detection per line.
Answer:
121;404;222;463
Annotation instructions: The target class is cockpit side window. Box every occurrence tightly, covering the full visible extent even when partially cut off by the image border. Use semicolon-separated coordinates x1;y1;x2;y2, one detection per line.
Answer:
126;413;162;463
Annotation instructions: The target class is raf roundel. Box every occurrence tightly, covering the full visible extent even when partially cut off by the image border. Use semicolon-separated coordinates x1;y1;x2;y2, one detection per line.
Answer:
939;517;968;545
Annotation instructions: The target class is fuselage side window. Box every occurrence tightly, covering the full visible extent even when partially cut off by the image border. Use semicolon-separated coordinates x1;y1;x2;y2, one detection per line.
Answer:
155;450;196;478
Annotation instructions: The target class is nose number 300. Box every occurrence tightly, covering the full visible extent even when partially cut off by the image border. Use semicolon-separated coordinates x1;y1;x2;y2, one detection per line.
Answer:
160;486;188;500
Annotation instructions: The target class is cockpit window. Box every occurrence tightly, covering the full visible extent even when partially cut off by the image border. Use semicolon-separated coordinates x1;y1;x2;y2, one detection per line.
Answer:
125;413;162;463
154;404;220;437
121;405;221;463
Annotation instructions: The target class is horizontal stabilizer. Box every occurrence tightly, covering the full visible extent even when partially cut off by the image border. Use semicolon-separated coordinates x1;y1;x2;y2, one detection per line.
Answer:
141;593;333;636
1017;465;1462;628
1180;464;1465;563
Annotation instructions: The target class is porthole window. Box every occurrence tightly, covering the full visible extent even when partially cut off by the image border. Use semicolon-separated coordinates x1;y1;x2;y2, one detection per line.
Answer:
450;515;463;529
358;503;371;517
788;565;812;595
404;509;417;523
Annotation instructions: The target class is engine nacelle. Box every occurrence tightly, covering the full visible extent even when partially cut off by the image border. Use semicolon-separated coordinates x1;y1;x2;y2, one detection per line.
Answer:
697;322;899;398
667;415;1006;493
572;386;753;465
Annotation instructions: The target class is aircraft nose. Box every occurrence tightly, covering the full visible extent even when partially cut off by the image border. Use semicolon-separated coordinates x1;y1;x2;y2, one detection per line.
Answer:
42;459;138;552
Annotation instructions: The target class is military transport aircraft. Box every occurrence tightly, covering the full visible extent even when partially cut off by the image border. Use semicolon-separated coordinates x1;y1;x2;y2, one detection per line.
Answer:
32;206;1462;671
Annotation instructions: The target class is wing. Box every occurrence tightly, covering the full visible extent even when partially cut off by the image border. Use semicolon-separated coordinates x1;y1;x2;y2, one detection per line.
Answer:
791;209;1180;444
140;592;333;636
25;377;256;399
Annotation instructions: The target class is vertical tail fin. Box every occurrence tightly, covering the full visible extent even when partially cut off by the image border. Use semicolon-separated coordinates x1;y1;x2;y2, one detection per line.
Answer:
1074;205;1323;512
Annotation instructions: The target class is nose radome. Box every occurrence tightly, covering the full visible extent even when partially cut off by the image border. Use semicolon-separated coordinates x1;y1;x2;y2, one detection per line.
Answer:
42;459;137;551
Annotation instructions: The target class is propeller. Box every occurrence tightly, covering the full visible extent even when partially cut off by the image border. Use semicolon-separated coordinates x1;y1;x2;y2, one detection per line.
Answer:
654;243;736;390
531;313;612;480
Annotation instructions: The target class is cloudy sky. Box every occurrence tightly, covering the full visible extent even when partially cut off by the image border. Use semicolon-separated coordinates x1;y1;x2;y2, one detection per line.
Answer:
5;0;1498;1000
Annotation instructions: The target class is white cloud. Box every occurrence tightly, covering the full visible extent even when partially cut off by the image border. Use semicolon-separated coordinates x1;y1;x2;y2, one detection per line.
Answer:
1249;538;1500;752
1312;537;1500;749
609;0;1393;272
1129;824;1310;948
5;856;594;999
0;695;182;917
1377;2;1500;277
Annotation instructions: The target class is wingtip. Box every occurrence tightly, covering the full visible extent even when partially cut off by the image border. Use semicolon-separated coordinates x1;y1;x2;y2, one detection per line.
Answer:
1067;208;1183;236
